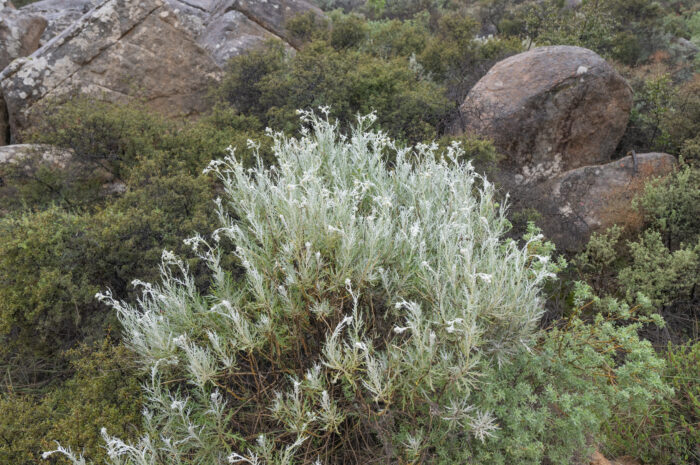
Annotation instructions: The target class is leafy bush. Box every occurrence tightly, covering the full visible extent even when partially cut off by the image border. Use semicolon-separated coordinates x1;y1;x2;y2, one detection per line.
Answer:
0;208;105;360
0;341;142;465
50;113;561;463
490;0;676;65
470;288;668;465
618;229;699;312
603;341;700;465
636;165;700;249
217;41;452;143
0;100;266;363
419;11;522;104
47;113;671;465
573;182;700;339
621;74;676;154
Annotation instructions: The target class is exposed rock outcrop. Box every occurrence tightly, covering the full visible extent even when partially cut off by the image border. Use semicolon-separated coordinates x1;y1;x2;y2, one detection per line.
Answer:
0;7;47;70
195;6;289;66
461;46;633;186
226;0;324;48
16;0;98;47
171;0;325;66
527;152;676;251
0;0;323;144
18;0;323;67
459;46;670;251
0;4;47;144
0;0;224;138
0;143;71;167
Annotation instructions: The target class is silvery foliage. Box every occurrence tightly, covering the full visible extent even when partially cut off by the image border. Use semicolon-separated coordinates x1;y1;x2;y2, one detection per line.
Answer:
47;110;557;464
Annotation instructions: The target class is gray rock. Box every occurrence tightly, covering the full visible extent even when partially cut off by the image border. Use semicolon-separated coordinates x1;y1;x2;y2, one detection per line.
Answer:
461;46;633;187
1;0;325;141
1;95;8;146
1;5;47;145
0;143;71;167
184;0;324;67
0;7;47;71
199;9;280;66
224;0;325;48
0;0;223;138
525;152;676;251
19;0;98;47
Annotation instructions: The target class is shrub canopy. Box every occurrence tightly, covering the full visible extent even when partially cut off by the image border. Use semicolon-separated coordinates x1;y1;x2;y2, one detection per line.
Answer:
56;112;559;464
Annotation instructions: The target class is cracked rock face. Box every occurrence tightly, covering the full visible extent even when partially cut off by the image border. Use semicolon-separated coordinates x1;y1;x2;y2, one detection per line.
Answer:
0;5;47;144
0;0;322;144
461;46;633;186
168;0;325;66
0;0;223;138
17;0;99;47
527;153;677;251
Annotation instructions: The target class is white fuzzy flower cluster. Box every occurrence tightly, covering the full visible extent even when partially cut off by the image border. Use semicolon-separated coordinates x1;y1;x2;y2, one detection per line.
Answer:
49;111;557;465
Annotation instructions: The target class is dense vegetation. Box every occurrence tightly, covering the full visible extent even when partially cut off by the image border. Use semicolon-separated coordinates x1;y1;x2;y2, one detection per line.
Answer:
1;0;699;464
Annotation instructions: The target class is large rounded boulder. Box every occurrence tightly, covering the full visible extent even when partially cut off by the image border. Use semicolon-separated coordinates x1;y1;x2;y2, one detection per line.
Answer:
461;45;633;186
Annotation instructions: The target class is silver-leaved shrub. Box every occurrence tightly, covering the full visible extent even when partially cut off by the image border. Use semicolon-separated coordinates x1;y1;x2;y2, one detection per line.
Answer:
45;111;665;465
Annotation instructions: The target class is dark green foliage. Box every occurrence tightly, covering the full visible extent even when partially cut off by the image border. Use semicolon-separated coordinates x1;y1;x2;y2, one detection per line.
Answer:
620;74;676;154
489;0;685;65
573;182;700;340
469;304;667;465
636;165;700;249
218;40;452;143
285;11;330;44
25;98;167;181
618;229;699;311
365;17;430;58
329;12;368;49
0;341;142;465
419;11;522;104
603;341;700;465
0;99;268;363
0;208;105;359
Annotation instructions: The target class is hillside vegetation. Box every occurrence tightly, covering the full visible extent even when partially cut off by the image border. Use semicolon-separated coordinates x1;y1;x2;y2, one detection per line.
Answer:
0;0;698;464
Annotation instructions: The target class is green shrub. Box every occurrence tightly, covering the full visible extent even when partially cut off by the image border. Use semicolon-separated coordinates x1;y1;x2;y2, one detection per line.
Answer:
0;99;264;362
47;114;668;465
0;341;142;465
572;167;700;337
470;289;668;465
419;11;522;104
663;76;700;154
619;74;676;154
329;12;368;50
618;229;699;312
25;98;168;181
285;11;330;45
492;0;674;64
365;17;429;58
636;165;700;249
218;41;452;143
603;341;700;465
0;208;105;359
